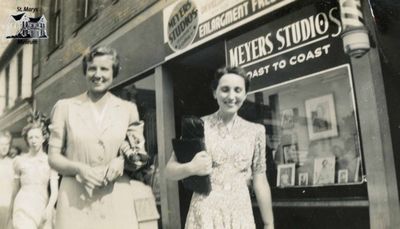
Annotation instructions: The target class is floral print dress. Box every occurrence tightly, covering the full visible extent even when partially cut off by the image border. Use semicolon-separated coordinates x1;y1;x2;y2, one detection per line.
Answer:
185;112;267;229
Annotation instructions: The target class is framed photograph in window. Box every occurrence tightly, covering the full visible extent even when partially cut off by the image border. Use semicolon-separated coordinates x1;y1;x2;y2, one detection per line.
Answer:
283;143;299;164
277;163;295;187
305;94;338;140
281;108;298;129
298;172;309;186
313;156;335;185
338;169;349;184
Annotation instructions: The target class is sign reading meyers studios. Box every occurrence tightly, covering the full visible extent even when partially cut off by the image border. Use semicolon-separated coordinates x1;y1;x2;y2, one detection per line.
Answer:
163;0;296;60
226;2;349;92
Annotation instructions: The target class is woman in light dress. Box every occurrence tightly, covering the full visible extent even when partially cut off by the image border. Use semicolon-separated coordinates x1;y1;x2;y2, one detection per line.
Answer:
10;117;59;229
48;46;145;229
166;66;274;229
0;131;14;229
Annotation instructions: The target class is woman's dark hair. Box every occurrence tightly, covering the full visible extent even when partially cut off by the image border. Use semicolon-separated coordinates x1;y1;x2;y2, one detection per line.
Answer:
82;46;120;78
22;111;50;150
211;66;250;93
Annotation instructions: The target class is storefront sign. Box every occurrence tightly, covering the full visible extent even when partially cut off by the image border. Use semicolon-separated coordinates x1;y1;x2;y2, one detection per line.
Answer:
226;2;349;92
163;0;296;60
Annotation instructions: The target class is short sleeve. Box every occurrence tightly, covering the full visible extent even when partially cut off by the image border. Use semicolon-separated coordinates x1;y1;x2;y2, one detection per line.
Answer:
13;157;21;179
252;125;267;175
48;100;67;149
127;102;140;124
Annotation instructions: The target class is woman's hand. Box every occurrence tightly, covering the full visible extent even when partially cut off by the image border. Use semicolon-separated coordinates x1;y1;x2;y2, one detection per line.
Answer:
41;207;53;225
104;156;124;184
189;151;212;176
77;164;104;189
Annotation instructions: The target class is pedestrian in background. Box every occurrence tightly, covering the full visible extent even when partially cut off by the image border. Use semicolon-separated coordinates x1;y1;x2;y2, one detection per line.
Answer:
10;113;58;229
0;130;14;229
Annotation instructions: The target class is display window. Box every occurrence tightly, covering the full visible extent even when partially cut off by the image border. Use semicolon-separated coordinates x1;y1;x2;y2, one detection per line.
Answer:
240;65;364;191
112;74;161;202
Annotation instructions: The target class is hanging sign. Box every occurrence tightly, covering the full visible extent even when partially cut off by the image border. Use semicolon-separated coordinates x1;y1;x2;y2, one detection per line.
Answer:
163;0;296;60
226;2;349;92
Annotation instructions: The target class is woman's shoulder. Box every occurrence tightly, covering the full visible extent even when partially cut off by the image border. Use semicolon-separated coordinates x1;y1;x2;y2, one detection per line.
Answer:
13;155;26;168
201;113;218;126
239;117;265;133
53;93;86;108
200;113;213;122
109;93;136;109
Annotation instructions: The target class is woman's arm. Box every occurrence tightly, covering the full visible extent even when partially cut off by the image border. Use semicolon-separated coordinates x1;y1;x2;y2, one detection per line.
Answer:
253;173;274;229
165;151;212;181
8;178;20;223
48;146;81;176
42;170;59;223
46;171;59;209
48;147;103;188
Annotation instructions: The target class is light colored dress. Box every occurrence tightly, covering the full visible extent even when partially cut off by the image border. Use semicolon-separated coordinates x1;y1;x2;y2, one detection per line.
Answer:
0;157;14;229
49;92;141;229
12;153;57;229
185;112;267;229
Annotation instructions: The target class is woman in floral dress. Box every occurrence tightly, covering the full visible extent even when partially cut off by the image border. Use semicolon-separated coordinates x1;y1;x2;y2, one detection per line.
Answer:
166;66;274;229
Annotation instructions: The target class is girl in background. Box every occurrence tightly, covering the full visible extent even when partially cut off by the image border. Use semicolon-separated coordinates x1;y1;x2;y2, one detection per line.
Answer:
10;114;58;229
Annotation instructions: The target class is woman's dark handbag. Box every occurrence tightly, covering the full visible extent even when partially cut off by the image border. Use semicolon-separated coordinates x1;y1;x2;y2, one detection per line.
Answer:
172;116;211;195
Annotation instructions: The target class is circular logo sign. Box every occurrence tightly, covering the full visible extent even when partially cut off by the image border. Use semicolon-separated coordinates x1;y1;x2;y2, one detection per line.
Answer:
167;0;199;51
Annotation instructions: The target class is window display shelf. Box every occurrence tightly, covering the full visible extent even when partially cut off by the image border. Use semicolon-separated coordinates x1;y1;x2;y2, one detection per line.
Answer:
272;199;369;208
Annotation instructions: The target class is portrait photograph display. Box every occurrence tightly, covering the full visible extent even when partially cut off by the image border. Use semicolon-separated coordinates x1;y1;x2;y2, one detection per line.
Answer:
298;172;309;186
282;143;299;164
280;108;298;129
338;169;349;184
305;94;338;141
313;156;336;185
277;163;296;187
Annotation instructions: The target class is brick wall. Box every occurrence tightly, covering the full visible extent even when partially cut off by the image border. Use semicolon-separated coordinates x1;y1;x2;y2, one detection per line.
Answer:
35;0;160;87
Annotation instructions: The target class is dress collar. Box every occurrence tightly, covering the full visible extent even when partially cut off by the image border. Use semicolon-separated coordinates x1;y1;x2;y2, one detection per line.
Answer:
209;111;242;138
72;91;121;108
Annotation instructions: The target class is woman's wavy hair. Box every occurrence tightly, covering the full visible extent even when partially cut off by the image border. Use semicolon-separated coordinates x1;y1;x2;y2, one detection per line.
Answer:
82;46;120;78
22;111;51;151
211;66;250;93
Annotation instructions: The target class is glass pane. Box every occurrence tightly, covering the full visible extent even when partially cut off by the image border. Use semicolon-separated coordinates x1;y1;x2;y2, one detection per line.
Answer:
240;66;363;188
113;75;160;200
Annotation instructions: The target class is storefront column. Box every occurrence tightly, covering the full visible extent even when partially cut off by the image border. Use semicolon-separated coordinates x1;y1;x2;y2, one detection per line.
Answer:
155;66;181;229
350;45;400;229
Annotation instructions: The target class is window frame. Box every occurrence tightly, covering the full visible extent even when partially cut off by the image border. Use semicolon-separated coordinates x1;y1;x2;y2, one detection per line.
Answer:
73;0;98;35
17;51;23;98
48;0;63;53
5;65;10;109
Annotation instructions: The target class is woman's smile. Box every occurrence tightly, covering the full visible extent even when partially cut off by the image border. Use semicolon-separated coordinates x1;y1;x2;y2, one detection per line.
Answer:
86;55;114;94
214;73;247;115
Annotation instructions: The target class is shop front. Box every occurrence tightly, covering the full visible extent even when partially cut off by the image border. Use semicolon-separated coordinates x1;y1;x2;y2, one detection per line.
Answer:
34;0;398;228
151;0;400;228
